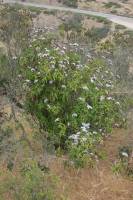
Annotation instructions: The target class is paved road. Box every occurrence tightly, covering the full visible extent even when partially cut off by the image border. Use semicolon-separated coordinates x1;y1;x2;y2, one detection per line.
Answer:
3;0;133;30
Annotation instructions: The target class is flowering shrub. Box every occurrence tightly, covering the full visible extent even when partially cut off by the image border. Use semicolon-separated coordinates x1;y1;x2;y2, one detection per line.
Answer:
20;39;123;167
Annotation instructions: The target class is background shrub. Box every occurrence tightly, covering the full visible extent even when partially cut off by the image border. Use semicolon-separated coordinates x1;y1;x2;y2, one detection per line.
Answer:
0;159;58;200
60;0;78;8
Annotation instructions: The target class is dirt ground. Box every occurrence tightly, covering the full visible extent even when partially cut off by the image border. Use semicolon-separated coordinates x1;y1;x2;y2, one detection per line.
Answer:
18;0;133;16
49;128;133;200
0;2;133;199
49;107;133;200
78;0;133;17
0;91;133;200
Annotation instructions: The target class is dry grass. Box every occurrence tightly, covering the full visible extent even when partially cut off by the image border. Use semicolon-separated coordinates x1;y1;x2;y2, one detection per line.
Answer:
49;129;133;200
0;93;133;200
78;0;133;17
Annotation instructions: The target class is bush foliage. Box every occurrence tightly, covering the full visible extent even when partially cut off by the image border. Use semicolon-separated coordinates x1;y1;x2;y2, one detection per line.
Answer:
19;38;123;166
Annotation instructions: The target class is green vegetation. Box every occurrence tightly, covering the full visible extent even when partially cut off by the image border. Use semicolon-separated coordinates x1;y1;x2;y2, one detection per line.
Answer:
19;38;123;167
85;26;110;42
60;0;78;8
104;2;121;9
0;3;133;199
0;159;58;200
112;145;133;178
59;14;110;45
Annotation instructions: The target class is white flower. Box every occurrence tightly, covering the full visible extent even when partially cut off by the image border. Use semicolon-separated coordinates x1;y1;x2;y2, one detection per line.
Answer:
100;96;105;101
87;53;91;59
38;53;43;57
55;47;60;51
44;98;48;103
69;133;80;145
43;53;49;57
76;64;83;68
45;48;50;53
49;80;53;84
106;83;112;88
76;132;81;136
82;85;89;90
34;79;38;83
41;37;45;40
61;85;66;89
32;38;37;42
51;64;55;69
73;43;79;47
81;137;87;142
47;104;51;109
82;123;90;128
107;97;113;100
37;72;41;75
59;64;65;68
25;79;30;83
90;78;94;83
60;50;65;55
36;47;40;51
49;54;54;59
81;126;88;133
121;152;128;157
87;104;93;110
55;118;60;122
72;113;78;117
12;56;17;60
31;68;35;72
114;123;119;127
93;75;97;80
78;97;85;102
18;74;22;78
64;59;69;65
96;69;100;73
67;122;70;126
116;101;120;105
81;123;90;133
116;75;120;79
59;61;63;64
108;59;113;65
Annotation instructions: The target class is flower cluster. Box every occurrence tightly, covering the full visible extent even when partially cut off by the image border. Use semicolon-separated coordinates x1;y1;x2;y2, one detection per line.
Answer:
20;38;123;167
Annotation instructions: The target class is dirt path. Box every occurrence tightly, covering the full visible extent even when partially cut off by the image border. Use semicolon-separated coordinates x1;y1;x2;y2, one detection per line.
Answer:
3;0;133;30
